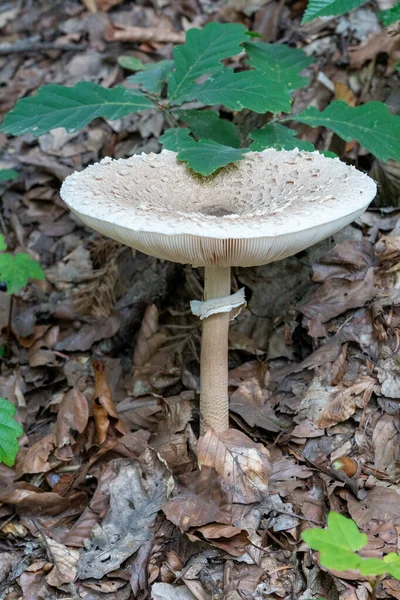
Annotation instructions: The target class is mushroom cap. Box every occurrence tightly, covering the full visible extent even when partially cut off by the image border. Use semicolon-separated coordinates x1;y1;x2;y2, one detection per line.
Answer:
60;149;376;267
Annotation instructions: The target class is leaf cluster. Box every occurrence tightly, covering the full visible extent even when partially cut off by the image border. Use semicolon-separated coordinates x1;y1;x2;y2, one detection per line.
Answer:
302;512;400;580
1;4;399;175
0;234;45;295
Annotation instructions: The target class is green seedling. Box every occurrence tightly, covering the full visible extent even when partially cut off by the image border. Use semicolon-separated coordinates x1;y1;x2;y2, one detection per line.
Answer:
0;233;45;356
303;512;400;600
0;233;44;295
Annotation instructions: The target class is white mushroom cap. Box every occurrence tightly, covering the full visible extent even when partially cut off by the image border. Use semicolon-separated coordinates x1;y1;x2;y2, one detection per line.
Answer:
60;149;376;268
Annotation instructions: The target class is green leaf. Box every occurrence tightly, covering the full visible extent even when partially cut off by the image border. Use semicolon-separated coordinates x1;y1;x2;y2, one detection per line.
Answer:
292;101;400;162
168;22;249;103
384;553;400;579
0;169;18;181
0;398;23;467
245;42;314;91
0;235;6;251
302;512;367;571
159;127;196;152
327;512;367;552
128;60;174;95
0;252;45;295
177;140;250;176
302;0;367;23
176;110;240;147
379;3;400;26
191;70;292;114
359;558;388;576
0;82;154;137
118;56;146;71
249;123;315;151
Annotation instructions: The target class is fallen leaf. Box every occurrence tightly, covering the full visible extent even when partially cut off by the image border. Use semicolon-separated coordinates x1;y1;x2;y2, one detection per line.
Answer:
0;483;86;516
197;429;271;504
187;523;249;556
312;240;375;282
162;466;232;531
78;450;173;579
133;304;167;366
44;536;79;586
55;388;89;448
92;359;126;444
151;583;197;600
300;268;376;323
55;311;121;352
229;377;283;433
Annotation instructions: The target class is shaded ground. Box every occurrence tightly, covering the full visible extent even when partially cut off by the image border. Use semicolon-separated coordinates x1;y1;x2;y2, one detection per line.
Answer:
0;1;400;599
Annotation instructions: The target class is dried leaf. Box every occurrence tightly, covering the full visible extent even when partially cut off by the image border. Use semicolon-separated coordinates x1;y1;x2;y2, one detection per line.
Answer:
55;312;121;352
162;466;232;530
44;536;79;587
229;377;283;433
93;360;126;444
187;523;249;556
0;484;86;516
151;583;197;600
312;240;376;282
197;429;271;504
133;304;167;366
64;461;119;547
300;268;376;323
78;450;173;579
55;388;89;448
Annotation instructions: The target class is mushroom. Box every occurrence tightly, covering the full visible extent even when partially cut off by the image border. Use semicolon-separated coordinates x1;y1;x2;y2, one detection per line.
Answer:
60;149;376;433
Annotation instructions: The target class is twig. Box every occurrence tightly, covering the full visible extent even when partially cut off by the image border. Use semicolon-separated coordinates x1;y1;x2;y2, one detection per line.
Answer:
5;295;13;358
0;41;88;55
105;25;185;44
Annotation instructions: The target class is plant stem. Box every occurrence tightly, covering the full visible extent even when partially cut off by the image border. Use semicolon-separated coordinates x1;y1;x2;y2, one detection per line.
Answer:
200;266;231;434
5;294;14;357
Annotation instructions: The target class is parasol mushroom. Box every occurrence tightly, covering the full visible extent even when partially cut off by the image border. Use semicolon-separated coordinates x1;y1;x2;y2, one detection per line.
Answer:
60;149;376;433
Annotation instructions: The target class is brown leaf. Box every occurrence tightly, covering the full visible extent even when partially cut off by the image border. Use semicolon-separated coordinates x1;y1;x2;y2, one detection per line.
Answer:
349;30;400;71
300;268;376;323
78;450;173;580
375;235;400;265
334;82;356;107
347;487;400;527
229;377;283;433
372;413;400;478
162;467;232;531
63;461;118;547
197;429;271;504
55;311;120;352
312;240;375;282
44;536;79;587
133;304;167;366
150;392;195;472
187;523;249;556
15;433;57;476
55;388;89;448
93;360;126;444
0;483;86;516
297;376;377;429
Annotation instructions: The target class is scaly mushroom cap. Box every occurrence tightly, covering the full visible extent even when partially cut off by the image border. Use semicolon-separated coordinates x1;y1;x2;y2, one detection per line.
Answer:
60;149;376;267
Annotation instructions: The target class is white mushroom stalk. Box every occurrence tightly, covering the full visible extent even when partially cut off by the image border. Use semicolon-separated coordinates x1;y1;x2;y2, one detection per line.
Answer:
60;149;377;434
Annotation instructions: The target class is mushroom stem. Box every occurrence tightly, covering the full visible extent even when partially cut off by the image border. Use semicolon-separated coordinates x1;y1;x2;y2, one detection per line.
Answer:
200;266;231;434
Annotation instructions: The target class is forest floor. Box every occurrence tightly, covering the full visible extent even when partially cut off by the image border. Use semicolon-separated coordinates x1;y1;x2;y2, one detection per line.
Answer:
0;1;400;599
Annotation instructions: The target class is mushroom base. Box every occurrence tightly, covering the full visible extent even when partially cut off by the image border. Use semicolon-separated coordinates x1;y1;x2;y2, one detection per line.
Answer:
200;266;231;434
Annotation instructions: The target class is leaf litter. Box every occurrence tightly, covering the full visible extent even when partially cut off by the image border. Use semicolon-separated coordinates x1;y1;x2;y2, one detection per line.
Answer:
0;1;400;599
